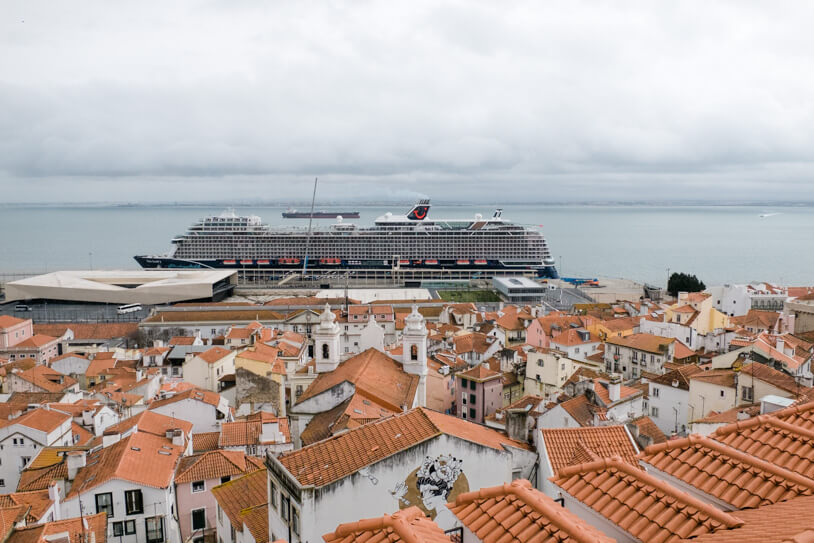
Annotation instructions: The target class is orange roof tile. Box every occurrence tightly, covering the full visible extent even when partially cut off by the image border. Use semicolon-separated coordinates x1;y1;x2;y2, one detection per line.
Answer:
296;348;419;413
6;512;107;543
591;379;641;406
197;346;233;364
176;450;264;483
640;434;814;509
219;417;291;447
458;364;501;382
192;432;220;453
211;469;267;530
66;432;183;497
448;479;614;543
323;506;451;543
148;387;222;409
651;365;703;390
678;495;814;542
691;369;736;388
558;395;597;427
739;362;801;394
0;408;70;433
552;457;743;542
0;315;27;329
279;408;528;488
605;333;675;354
35;322;138;340
11;366;77;393
71;422;94;446
629;416;668;444
541;426;639;476
103;410;193;440
0;490;53;523
240;503;270;543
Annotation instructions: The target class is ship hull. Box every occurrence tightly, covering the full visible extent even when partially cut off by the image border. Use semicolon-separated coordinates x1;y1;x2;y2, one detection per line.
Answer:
134;255;558;278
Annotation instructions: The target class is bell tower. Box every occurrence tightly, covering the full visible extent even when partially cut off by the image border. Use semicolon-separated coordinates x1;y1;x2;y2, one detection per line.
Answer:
401;305;428;407
314;303;341;373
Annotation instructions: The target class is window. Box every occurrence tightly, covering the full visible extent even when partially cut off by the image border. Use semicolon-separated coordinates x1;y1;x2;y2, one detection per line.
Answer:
21;457;30;468
191;480;205;493
292;507;300;534
469;408;476;419
145;516;164;543
270;480;278;509
191;508;206;531
469;393;476;404
720;389;725;398
95;493;114;517
113;522;124;537
742;386;754;402
220;475;230;484
125;520;136;535
0;480;4;487
217;505;222;524
125;489;143;515
322;344;329;359
652;387;659;398
410;344;418;361
281;495;290;521
651;406;659;417
470;380;476;391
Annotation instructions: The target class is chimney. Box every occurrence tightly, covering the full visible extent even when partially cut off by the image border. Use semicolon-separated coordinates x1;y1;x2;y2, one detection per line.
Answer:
49;481;61;520
608;375;622;403
66;451;87;481
166;428;185;447
153;339;164;348
737;409;751;421
505;409;529;442
260;421;281;444
776;338;785;353
102;430;121;448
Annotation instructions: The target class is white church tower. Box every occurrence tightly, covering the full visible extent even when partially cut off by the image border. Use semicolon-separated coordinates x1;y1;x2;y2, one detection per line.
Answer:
314;303;341;373
401;305;428;407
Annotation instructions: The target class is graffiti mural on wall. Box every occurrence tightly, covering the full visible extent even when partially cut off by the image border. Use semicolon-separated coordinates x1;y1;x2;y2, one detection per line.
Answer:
390;454;469;528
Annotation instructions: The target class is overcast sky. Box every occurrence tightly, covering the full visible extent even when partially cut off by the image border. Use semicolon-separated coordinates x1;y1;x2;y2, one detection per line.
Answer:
2;1;814;203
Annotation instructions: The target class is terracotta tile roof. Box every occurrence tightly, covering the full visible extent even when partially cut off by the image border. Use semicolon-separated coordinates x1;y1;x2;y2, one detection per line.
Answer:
85;357;117;377
0;407;70;433
66;432;183;497
678;495;814;542
453;332;494;355
605;333;675;354
552;457;743;542
6;512;108;543
302;392;397;446
103;410;193;440
323;506;451;543
219;417;291;447
240;503;270;543
296;348;419;412
0;315;27;329
448;479;614;543
690;369;736;388
169;335;197;345
629;416;668;444
185;432;218;455
550;329;599;347
673;305;697;314
558;395;596;427
740;362;801;394
0;490;53;523
35;322;138;340
11;366;77;393
640;434;814;508
693;404;760;424
280;408;528;488
599;316;643;333
674;341;697;360
211;469;267;530
18;447;84;491
458;364;501;382
71;422;94;446
14;334;58;349
591;379;642;406
711;406;814;479
651;365;703;390
541;425;639;476
176;450;264;483
148;387;221;409
730;310;781;331
197;346;233;364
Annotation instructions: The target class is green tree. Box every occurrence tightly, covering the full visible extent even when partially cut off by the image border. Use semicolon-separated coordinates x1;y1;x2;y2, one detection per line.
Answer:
667;272;706;297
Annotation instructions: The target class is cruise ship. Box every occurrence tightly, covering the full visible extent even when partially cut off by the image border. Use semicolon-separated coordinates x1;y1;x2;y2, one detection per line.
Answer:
134;201;558;278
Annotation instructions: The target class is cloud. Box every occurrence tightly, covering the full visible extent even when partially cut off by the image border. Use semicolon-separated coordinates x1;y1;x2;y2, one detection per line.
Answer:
2;0;814;202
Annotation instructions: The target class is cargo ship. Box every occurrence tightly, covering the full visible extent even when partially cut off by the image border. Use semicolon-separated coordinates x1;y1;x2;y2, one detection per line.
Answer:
134;200;559;278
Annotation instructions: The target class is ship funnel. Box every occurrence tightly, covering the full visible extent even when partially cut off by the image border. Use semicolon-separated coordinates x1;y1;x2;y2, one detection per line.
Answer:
493;208;503;219
407;199;431;221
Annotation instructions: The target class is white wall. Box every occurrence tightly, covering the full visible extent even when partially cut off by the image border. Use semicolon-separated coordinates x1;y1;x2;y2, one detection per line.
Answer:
150;398;228;433
648;383;689;435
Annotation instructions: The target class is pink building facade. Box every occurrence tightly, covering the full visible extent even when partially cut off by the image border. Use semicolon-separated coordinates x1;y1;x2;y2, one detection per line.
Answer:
455;365;503;424
0;316;59;364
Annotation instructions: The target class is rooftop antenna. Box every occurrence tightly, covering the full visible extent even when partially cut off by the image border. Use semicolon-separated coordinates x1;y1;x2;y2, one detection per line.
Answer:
302;177;318;277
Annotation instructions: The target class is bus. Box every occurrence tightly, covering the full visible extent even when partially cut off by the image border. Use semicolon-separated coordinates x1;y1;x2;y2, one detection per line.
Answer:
117;303;143;315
